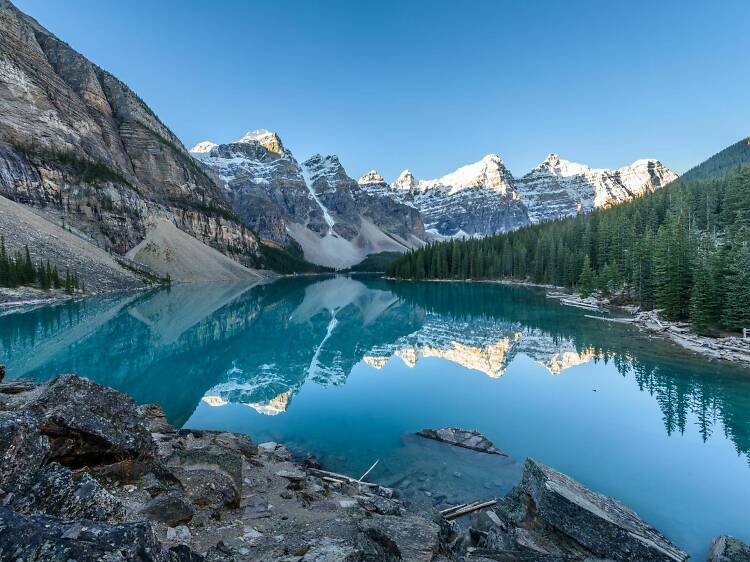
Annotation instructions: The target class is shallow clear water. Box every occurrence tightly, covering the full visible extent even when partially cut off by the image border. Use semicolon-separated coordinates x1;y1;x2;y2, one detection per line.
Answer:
3;275;750;556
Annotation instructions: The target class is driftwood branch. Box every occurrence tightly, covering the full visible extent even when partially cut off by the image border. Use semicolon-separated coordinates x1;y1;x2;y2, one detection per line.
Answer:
358;459;380;483
443;499;498;520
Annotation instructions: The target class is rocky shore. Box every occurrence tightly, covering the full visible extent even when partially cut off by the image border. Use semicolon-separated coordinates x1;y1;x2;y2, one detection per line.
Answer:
546;290;750;367
0;374;747;561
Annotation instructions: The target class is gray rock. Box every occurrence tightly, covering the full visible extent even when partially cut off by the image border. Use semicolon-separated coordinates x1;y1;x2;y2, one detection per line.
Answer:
490;458;688;562
709;535;750;562
11;462;125;523
140;492;195;526
358;514;440;562
357;495;404;516
25;374;154;469
0;505;191;561
167;525;192;543
138;403;175;434
417;427;507;455
0;411;49;495
163;432;244;510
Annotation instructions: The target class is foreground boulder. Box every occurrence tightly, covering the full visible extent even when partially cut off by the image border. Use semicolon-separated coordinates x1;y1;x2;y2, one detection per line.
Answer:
26;375;155;469
709;535;750;562
0;506;194;562
417;427;507;455
0;411;49;495
475;458;688;561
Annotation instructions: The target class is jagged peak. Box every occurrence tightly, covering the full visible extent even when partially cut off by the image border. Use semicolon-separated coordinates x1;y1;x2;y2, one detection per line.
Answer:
393;169;418;191
358;170;386;185
189;141;217;154
532;153;590;177
424;153;514;195
237;129;284;153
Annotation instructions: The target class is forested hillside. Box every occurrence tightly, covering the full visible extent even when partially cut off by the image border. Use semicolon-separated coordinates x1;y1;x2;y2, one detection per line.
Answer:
680;138;750;183
389;164;750;333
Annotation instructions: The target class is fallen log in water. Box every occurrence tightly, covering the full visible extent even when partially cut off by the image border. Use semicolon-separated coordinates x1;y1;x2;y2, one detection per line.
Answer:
0;379;35;394
443;499;498;520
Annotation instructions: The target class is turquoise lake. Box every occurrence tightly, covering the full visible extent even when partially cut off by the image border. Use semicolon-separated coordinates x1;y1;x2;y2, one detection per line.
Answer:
2;275;749;557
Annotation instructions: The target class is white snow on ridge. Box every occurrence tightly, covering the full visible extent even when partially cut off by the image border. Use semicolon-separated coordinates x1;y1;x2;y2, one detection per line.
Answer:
189;141;217;157
300;164;335;231
237;129;276;144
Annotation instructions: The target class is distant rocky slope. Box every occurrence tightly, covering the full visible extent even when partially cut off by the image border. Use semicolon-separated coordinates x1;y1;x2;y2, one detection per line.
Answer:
515;153;678;223
0;373;709;561
0;0;269;278
191;131;426;269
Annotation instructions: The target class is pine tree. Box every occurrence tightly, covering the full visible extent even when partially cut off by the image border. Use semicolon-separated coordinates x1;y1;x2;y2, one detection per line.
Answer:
578;255;594;297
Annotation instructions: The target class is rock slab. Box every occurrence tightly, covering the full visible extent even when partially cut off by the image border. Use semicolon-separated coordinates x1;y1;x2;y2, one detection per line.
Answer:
417;427;507;455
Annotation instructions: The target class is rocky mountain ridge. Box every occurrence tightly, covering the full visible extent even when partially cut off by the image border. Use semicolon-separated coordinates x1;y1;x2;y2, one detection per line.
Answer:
191;132;426;269
0;0;274;281
358;153;677;237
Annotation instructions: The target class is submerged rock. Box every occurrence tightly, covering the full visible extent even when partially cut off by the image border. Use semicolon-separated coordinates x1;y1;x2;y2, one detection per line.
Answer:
417;427;507;456
709;535;750;562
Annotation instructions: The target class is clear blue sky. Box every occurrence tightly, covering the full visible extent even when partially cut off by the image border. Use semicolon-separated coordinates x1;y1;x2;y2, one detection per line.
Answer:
14;0;750;180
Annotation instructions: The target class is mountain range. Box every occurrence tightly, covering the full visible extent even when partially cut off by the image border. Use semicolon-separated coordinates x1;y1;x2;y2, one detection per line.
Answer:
192;132;678;267
0;0;733;280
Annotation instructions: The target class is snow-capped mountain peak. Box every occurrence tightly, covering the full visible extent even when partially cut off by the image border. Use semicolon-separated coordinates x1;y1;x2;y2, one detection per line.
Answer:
392;170;418;192
536;153;591;177
189;141;217;156
237;129;284;153
425;154;513;196
358;170;386;185
516;155;678;223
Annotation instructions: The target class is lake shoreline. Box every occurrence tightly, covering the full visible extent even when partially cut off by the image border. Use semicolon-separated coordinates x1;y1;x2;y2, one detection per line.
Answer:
385;276;750;368
5;373;739;561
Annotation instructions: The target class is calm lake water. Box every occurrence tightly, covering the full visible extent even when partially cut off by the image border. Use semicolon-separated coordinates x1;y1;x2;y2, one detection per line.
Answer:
3;275;749;556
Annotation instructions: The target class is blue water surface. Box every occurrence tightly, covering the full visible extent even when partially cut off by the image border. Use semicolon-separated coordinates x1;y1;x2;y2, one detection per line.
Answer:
3;275;749;557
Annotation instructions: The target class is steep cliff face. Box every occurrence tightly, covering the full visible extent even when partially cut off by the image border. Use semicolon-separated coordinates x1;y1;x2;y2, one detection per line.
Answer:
516;154;678;223
192;133;426;269
0;0;259;265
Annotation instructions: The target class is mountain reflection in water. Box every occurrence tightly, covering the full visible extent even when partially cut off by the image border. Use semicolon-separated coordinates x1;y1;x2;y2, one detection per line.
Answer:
1;275;749;462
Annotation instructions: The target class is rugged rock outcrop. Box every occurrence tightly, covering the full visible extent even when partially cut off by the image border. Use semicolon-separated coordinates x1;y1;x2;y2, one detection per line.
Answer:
709;535;750;562
462;458;688;561
192;133;426;268
516;153;678;223
386;154;530;237
0;0;261;273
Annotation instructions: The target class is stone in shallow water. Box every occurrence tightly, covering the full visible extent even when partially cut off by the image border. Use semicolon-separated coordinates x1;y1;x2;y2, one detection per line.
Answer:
416;427;507;456
709;535;750;562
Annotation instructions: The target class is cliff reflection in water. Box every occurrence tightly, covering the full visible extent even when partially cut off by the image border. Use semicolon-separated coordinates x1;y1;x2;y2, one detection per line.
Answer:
0;275;748;460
